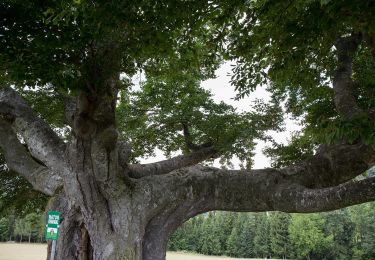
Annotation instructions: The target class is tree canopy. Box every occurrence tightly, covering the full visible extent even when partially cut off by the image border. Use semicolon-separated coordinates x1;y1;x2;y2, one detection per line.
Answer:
1;0;374;166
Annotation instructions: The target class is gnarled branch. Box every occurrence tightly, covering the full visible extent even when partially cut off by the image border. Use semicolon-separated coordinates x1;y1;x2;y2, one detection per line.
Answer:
139;164;375;260
0;87;66;169
142;142;375;225
282;143;375;188
128;146;218;178
272;177;375;213
162;166;375;214
0;118;62;195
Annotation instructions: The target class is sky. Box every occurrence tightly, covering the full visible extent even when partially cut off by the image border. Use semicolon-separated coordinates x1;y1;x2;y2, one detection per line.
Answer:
138;62;301;169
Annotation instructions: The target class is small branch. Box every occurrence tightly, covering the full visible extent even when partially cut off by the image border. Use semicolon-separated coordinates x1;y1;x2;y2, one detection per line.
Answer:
117;140;132;169
0;87;67;169
363;33;375;60
181;122;199;151
181;122;213;151
333;34;363;120
128;146;218;178
64;96;76;127
0;119;62;195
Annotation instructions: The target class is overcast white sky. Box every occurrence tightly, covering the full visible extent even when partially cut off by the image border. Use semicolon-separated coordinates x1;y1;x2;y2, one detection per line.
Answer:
138;62;301;169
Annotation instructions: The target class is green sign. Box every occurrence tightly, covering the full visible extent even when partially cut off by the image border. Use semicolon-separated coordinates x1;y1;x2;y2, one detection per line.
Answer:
45;211;60;240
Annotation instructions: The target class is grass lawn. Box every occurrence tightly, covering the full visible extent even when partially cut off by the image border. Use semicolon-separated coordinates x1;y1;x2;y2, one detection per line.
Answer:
0;243;255;260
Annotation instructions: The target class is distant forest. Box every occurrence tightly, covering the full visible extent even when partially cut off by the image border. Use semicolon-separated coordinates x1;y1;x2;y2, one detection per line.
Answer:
0;211;45;243
168;202;375;259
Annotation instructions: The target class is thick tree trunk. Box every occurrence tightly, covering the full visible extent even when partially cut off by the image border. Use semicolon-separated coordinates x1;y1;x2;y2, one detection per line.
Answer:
52;222;143;260
49;194;148;260
48;192;180;260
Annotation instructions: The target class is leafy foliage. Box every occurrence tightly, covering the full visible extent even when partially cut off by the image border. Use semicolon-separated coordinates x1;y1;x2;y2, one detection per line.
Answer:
1;0;375;167
219;0;375;165
264;132;316;168
0;0;226;91
118;70;283;166
0;154;48;216
289;213;334;259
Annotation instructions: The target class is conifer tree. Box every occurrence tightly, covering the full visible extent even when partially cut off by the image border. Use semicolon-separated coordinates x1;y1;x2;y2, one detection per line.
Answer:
289;214;334;259
226;225;241;257
253;213;271;258
200;213;221;255
269;212;291;259
237;213;256;258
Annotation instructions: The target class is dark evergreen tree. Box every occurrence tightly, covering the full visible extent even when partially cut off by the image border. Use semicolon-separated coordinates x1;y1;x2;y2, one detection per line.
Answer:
215;212;236;253
188;215;204;252
226;224;241;257
269;212;291;259
199;213;221;255
323;209;355;259
226;213;250;257
253;213;271;258
237;213;256;258
0;217;9;241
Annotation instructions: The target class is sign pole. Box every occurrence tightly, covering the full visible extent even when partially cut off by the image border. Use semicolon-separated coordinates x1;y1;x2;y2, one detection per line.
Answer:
50;240;56;260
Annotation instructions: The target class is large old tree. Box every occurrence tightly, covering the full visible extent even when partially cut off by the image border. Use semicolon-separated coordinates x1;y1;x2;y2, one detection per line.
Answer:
1;0;375;259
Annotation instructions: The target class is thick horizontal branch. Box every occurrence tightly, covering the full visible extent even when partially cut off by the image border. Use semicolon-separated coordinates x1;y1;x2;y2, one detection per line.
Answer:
142;143;375;221
0;119;62;195
0;87;66;169
128;146;218;178
148;165;375;217
272;177;375;213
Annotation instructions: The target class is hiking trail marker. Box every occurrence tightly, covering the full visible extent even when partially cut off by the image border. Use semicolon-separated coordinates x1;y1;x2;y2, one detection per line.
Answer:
45;211;60;240
45;211;60;260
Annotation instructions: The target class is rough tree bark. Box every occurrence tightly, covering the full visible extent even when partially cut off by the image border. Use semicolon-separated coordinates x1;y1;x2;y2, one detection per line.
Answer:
1;36;375;260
